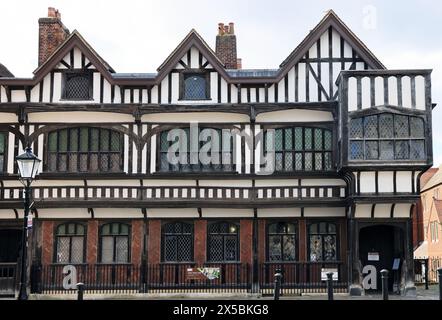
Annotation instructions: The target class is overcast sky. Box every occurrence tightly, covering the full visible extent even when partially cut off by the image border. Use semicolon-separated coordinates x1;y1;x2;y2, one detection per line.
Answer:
1;0;441;166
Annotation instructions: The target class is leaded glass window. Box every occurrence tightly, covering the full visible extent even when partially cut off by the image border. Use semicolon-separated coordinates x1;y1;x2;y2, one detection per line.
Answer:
47;127;123;173
207;221;239;262
55;223;86;263
182;73;209;100
0;132;6;172
63;71;92;100
162;222;193;262
265;127;333;172
158;127;234;172
308;222;338;262
349;113;426;161
99;223;130;263
267;222;297;262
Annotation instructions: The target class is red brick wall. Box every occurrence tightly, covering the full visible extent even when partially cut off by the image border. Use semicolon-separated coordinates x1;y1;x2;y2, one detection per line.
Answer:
147;219;161;264
240;219;253;264
86;220;98;264
131;220;144;265
194;219;207;264
41;221;54;265
258;219;266;264
298;219;307;261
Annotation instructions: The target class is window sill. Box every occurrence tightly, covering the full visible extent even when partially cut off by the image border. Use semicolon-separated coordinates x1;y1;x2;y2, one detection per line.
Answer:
59;98;94;102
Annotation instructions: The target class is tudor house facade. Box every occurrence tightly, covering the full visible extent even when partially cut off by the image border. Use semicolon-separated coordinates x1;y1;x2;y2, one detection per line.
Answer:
0;8;434;296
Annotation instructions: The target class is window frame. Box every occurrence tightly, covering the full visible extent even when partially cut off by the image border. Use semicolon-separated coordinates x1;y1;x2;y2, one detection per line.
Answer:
53;222;87;264
307;221;339;262
266;221;298;262
45;127;124;173
0;131;8;173
263;124;334;172
207;221;240;263
161;221;194;263
178;70;211;101
349;113;426;162
98;222;131;264
61;70;93;101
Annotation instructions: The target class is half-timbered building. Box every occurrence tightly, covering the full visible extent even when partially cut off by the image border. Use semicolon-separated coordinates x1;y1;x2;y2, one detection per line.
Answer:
0;8;434;296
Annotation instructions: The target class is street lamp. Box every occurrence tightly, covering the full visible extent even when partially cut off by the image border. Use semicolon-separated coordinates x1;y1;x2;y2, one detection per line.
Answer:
16;147;41;300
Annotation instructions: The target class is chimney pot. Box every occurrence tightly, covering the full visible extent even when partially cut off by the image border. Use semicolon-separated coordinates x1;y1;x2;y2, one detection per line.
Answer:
228;22;234;34
224;25;229;34
218;23;225;36
48;7;57;18
215;22;238;69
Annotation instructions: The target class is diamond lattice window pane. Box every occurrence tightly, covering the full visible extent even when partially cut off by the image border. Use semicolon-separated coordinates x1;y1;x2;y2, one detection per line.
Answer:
224;236;238;261
395;140;409;159
350;141;364;160
324;130;332;150
379;114;394;138
365;141;379;160
0;133;5;153
69;129;78;151
56;237;70;263
410;117;424;138
177;236;192;261
380;140;394;160
315;153;323;170
115;236;129;263
394;115;409;138
410;140;425;160
284;152;293;171
184;74;207;100
275;152;283;171
295;153;303;170
268;236;282;261
349;118;363;139
304;153;313;170
101;236;114;263
163;236;177;261
294;128;303;150
324;152;332;170
71;236;84;263
314;129;323;150
324;235;337;261
65;73;91;100
284;128;293;149
208;235;223;261
275;130;283;151
309;235;323;261
282;235;296;261
59;129;68;152
304;128;312;149
364;116;378;138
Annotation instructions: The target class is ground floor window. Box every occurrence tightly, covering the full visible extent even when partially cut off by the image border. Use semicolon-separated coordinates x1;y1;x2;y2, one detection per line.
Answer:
207;221;239;262
308;222;338;261
99;222;130;263
267;222;297;261
54;222;86;263
162;222;194;262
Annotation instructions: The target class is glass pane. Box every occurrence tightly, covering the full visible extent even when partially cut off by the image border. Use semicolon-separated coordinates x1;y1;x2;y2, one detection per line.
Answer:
364;115;378;138
349;118;363;139
69;128;78;151
57;224;66;235
379;140;394;160
314;153;322;170
58;154;67;171
110;132;121;152
65;73;91;99
100;153;109;171
90;128;99;151
101;236;114;263
324;152;332;170
304;152;312;170
304;128;312;150
90;153;99;171
350;141;364;160
379;114;394;138
101;224;110;235
56;237;70;263
324;235;337;261
410;140;425;160
268;235;282;261
309;235;323;261
275;130;283;151
268;223;278;234
100;129;110;151
365;141;379;160
184;74;207;100
209;235;223;261
410;117;424;138
0;155;3;172
48;132;57;152
77;225;85;235
80;128;89;152
282;235;296;261
294;128;303;150
68;223;75;234
48;153;57;171
324;130;332;150
394;115;409;138
110;154;121;172
120;224;129;235
177;236;192;261
79;153;88;171
225;236;238;261
314;128;323;150
395;140;409;159
111;223;120;234
275;152;283;171
71;236;84;263
0;133;4;153
309;224;318;234
59;129;68;152
295;153;303;170
286;223;296;234
284;152;293;171
284;128;292;149
115;236;129;263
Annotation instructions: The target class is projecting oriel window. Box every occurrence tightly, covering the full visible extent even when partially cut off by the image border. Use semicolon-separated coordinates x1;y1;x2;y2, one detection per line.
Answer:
62;71;93;100
181;73;209;100
349;113;426;161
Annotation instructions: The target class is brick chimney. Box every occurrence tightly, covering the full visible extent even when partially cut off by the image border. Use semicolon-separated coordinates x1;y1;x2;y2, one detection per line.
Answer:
215;22;239;69
38;7;70;66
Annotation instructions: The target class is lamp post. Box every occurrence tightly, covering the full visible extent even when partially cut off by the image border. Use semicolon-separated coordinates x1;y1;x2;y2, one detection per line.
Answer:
16;147;41;300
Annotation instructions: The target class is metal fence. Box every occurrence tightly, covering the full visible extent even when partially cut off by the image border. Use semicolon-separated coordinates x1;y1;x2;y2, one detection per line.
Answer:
414;257;441;284
30;261;348;295
0;263;17;296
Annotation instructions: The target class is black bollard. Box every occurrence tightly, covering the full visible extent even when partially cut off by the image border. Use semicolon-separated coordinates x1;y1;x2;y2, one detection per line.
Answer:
438;268;442;301
424;259;429;290
326;272;334;300
380;269;389;300
274;269;282;300
76;282;84;301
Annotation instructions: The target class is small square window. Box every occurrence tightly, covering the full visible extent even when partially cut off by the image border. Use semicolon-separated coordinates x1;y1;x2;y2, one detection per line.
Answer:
182;73;209;100
63;71;92;100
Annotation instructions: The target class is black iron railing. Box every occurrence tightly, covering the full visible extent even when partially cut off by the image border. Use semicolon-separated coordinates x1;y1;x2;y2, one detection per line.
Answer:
0;263;17;296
